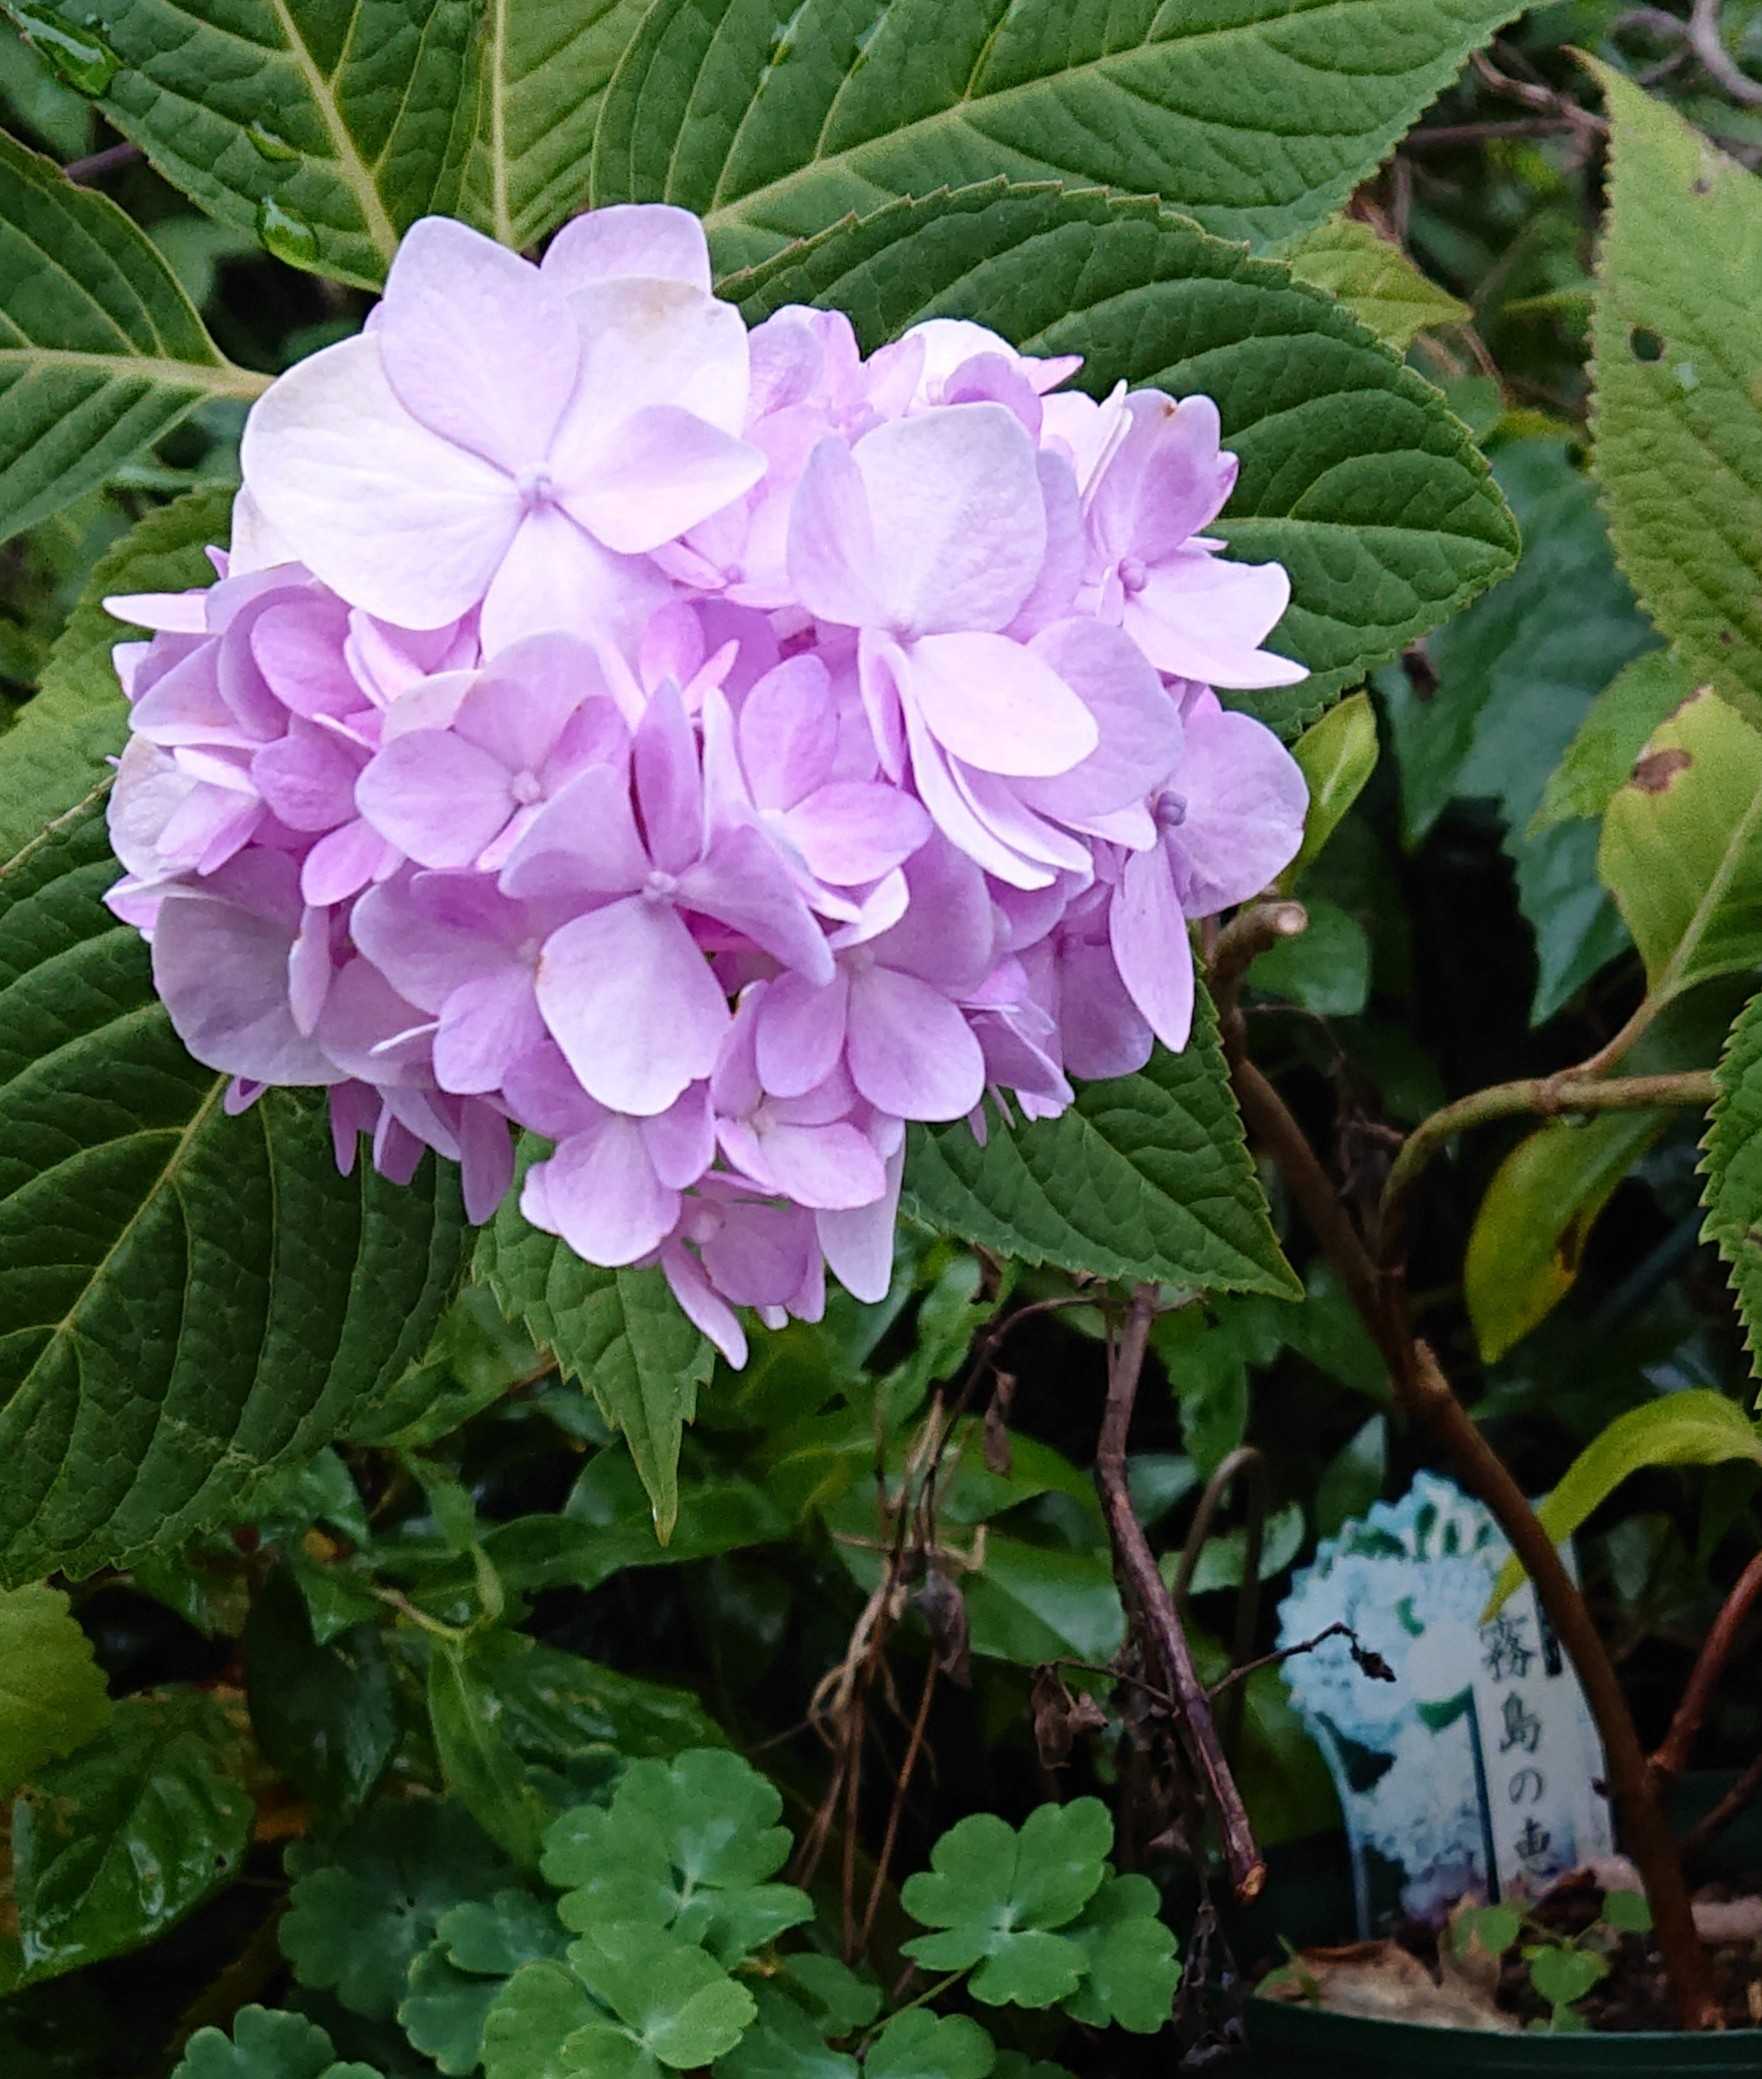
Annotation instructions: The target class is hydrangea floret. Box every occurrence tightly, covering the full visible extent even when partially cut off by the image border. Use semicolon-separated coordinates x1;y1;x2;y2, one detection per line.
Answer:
105;207;1309;1365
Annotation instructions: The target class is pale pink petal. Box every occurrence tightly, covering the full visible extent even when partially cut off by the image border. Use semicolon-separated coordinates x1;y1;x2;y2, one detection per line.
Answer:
528;1116;679;1266
1167;708;1309;915
900;697;1049;890
1122;552;1305;689
435;968;545;1093
661;1245;747;1367
301;818;397;906
633;683;705;876
355;730;515;866
762;1122;886;1210
1017;619;1182;819
1058;939;1153;1081
537;897;728;1115
251;723;360;832
561;278;750;434
240;335;518;628
458;1100;515;1223
350;872;514;1010
641;1084;716;1190
738;654;836;809
453;638;584;773
498;764;649;905
152;875;339;1085
787;438;888;629
847;967;985;1121
479;502;671;656
783;782;930;886
317;958;435;1084
1088;391;1234;562
681;824;834;982
817;1143;904;1303
852;405;1045;636
543;203;714;294
378;217;577;471
903;630;1098;779
755;969;849;1099
1109;846;1194;1053
249;596;356;718
562;404;763;557
871;833;999;991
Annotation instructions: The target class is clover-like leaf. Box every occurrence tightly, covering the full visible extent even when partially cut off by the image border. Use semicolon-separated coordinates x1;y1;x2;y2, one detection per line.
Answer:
899;1800;1112;2007
170;2004;382;2079
543;1749;809;1963
561;1924;756;2075
1060;1874;1182;2034
481;1960;598;2079
712;1986;856;2079
399;1891;569;2077
282;1802;514;2021
864;2010;996;2079
777;1955;880;2032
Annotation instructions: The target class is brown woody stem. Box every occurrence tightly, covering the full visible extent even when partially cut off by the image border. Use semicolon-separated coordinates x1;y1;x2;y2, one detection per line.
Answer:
1094;1286;1266;1900
1651;1550;1762;1787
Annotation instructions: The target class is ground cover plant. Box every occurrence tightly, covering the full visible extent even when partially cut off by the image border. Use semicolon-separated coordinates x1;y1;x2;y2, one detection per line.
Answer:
2;0;1762;2070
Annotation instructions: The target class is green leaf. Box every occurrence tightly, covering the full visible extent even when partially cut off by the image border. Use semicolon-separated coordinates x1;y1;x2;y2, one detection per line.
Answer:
0;1581;108;1795
597;0;1522;264
482;1960;600;2079
1316;1415;1387;1539
400;1892;569;2079
282;1802;514;2021
1532;652;1700;832
1465;1111;1670;1363
0;801;469;1586
1246;899;1371;1017
1702;988;1762;1381
464;0;650;249
1284;692;1380;886
566;1923;757;2073
1597;687;1762;1020
905;980;1296;1297
544;1749;810;1965
961;1536;1124;1667
9;1691;252;1983
865;2011;996;2079
243;1565;394;1817
728;182;1518;733
1602;1889;1653;1935
0;131;258;540
10;0;482;291
1060;1873;1181;2034
1588;61;1762;734
477;1175;713;1540
1487;1392;1762;1612
430;1635;553;1870
1281;215;1470;350
900;1799;1111;2007
171;2005;383;2079
1178;1500;1306;1596
712;1988;856;2079
1526;1942;1606;2010
1454;1903;1523;1960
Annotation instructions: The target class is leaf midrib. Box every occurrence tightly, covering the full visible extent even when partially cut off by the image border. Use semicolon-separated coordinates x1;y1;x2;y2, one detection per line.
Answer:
697;0;1440;227
1652;756;1762;1006
0;347;268;400
264;0;400;261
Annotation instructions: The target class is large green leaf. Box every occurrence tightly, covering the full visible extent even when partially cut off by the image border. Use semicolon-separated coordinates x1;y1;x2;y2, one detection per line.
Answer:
9;0;483;290
1488;1391;1762;1611
0;131;260;541
1597;686;1762;1016
476;1170;714;1539
0;1581;109;1795
1281;214;1470;351
1702;989;1762;1383
1588;62;1762;734
7;1691;252;1986
904;977;1296;1299
596;0;1522;265
1532;651;1700;833
171;2005;383;2079
727;182;1517;733
0;798;468;1584
464;0;650;249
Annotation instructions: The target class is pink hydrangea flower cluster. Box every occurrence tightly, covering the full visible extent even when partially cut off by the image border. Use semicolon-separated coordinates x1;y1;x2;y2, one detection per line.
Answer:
104;208;1309;1366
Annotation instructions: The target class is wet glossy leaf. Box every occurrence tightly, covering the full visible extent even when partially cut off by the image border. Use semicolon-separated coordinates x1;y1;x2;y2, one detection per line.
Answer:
900;1800;1111;2006
9;1691;251;1983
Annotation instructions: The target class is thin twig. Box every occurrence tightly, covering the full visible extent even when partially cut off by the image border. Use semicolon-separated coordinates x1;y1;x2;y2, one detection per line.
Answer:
1207;1622;1394;1702
1651;1550;1762;1785
1375;1070;1717;1272
63;142;143;184
1095;1287;1266;1900
858;1655;938;1954
1683;1747;1762;1856
1689;0;1762;105
1406;117;1592;150
1207;901;1308;1023
1049;1655;1184;1717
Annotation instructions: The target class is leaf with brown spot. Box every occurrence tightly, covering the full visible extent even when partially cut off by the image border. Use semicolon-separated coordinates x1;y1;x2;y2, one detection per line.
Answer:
1631;747;1693;792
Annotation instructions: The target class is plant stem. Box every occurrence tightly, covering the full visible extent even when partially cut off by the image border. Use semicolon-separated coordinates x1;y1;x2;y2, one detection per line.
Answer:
1207;900;1309;1013
1094;1286;1266;1900
1683;1747;1762;1856
1651;1550;1762;1785
1227;1055;1723;2028
1375;1070;1717;1269
859;1971;968;2049
858;1655;938;1954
